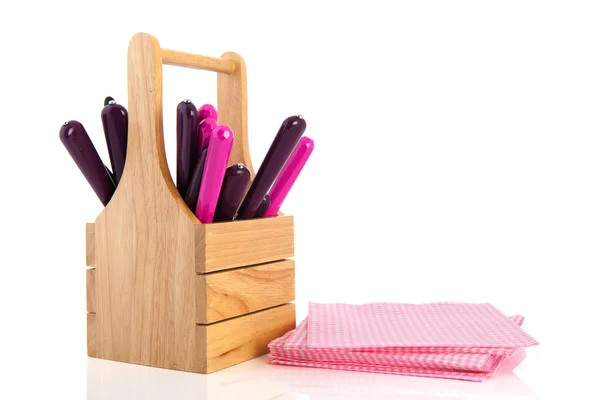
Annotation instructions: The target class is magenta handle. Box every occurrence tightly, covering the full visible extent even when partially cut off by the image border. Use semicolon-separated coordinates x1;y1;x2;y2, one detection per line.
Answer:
197;105;218;153
198;117;218;153
264;136;314;217
197;104;218;124
195;125;234;223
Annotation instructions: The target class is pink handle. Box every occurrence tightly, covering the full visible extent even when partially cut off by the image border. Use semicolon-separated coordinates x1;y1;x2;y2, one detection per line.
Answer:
198;104;218;124
195;125;234;223
197;117;218;153
264;136;314;217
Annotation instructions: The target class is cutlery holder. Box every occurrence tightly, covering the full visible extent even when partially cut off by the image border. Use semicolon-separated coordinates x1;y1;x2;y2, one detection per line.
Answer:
84;33;296;374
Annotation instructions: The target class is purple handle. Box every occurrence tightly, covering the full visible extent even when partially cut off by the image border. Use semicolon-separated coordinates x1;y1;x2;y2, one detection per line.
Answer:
183;147;208;213
213;163;250;222
237;115;306;219
101;99;128;185
198;117;218;153
195;125;234;223
265;137;314;217
60;120;115;206
254;195;271;218
177;99;198;196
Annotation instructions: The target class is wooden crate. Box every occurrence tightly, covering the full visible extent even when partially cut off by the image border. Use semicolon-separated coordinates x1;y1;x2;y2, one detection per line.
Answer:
84;32;296;373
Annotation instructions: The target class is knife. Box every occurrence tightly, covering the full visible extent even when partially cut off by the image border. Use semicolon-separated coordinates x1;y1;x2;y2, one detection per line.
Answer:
198;117;218;153
183;147;208;213
197;104;218;152
198;104;218;125
176;99;198;196
60;120;116;206
236;115;306;219
101;97;128;185
253;195;271;218
264;136;314;217
195;125;234;223
213;163;251;222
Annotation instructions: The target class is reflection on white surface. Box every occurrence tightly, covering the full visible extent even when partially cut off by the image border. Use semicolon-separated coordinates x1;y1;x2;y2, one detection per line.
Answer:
87;354;539;400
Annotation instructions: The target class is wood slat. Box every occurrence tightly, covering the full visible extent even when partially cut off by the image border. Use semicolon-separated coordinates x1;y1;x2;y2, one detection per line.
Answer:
197;303;296;373
196;216;294;273
197;260;295;324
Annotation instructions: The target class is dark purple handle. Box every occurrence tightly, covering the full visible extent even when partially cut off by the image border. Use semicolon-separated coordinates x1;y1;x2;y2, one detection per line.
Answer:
183;148;208;213
254;195;271;218
101;99;128;185
213;163;250;222
60;120;115;206
177;99;198;196
237;115;306;219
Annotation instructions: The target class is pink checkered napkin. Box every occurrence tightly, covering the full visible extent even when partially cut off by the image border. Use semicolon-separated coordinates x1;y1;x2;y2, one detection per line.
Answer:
269;358;494;382
268;315;527;382
307;302;538;351
274;319;507;372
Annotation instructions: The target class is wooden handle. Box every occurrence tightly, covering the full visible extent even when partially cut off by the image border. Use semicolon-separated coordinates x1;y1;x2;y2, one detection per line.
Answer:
119;32;254;213
162;49;236;74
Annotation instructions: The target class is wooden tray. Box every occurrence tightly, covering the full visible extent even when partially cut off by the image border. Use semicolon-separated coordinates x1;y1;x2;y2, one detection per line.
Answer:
84;32;296;373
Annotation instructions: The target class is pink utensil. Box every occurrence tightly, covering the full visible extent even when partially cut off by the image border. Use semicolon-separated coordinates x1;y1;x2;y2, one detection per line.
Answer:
195;125;234;223
197;117;218;153
197;104;218;124
264;136;314;217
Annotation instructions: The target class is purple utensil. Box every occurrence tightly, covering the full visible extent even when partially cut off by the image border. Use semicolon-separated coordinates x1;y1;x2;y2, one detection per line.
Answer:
236;115;306;219
101;98;128;185
177;99;198;196
183;147;208;213
213;163;251;222
60;120;115;206
253;195;271;218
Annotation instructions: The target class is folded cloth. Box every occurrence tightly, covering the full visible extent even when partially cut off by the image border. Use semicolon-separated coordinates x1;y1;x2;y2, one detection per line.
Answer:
268;302;538;382
307;302;538;351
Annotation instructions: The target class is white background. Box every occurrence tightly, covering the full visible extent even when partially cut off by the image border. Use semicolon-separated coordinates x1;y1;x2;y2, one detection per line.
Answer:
1;1;599;399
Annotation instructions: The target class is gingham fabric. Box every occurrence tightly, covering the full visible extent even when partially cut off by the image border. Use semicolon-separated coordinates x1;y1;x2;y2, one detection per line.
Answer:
268;302;537;382
307;302;538;350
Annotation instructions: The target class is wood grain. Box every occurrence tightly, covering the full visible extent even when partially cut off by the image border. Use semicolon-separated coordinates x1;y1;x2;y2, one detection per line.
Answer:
86;268;96;313
86;223;95;266
162;48;236;73
196;216;294;273
198;303;296;373
93;33;199;372
197;260;295;324
87;313;96;357
217;52;254;176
